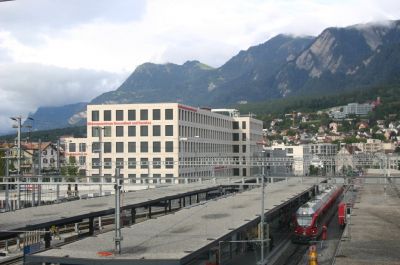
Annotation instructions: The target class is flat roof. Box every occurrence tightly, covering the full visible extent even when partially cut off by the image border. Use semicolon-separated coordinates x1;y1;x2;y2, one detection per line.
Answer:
27;179;315;265
0;183;220;236
334;179;400;265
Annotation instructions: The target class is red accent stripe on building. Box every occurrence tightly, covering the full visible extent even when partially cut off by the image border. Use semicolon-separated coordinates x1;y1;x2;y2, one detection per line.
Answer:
178;104;198;112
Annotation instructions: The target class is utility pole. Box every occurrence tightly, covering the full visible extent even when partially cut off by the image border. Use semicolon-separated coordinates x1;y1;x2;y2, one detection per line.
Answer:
98;127;104;195
10;116;22;175
259;163;266;265
57;139;61;174
114;168;123;254
10;116;22;209
5;151;9;211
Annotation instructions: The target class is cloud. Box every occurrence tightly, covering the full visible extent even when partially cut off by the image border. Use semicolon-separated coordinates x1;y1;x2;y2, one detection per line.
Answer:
1;0;399;72
0;63;126;134
0;0;399;134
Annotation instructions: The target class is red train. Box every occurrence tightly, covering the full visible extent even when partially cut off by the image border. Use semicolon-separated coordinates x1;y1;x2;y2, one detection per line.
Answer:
338;201;353;227
292;185;344;243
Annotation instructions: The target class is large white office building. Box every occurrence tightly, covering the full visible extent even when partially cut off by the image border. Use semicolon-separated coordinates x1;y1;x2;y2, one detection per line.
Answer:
64;103;263;183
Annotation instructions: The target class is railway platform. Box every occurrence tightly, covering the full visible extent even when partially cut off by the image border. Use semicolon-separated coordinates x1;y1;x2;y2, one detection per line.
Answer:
333;177;400;265
24;178;317;265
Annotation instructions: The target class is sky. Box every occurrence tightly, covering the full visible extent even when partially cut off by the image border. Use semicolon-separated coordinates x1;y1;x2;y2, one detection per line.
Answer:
0;0;400;134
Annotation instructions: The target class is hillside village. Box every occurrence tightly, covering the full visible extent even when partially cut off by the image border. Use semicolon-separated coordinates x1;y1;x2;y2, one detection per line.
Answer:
263;97;400;153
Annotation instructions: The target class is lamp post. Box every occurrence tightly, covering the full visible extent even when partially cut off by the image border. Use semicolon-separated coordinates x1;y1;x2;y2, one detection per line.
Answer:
97;126;105;195
179;137;188;184
10;116;22;176
194;135;199;182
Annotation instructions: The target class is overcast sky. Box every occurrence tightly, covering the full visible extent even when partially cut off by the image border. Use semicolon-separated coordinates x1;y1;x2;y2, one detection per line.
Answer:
1;0;400;134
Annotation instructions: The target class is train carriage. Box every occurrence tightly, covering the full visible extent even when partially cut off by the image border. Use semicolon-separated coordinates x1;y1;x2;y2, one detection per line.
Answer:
292;185;344;243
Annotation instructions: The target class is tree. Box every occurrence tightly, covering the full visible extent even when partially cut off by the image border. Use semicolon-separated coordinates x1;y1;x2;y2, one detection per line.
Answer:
309;165;319;176
0;150;5;178
61;156;79;182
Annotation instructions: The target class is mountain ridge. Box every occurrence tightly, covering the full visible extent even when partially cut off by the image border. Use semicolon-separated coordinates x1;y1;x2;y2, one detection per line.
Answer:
25;19;400;131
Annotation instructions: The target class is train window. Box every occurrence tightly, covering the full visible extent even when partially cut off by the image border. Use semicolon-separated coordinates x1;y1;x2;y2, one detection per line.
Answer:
346;207;351;215
297;214;312;226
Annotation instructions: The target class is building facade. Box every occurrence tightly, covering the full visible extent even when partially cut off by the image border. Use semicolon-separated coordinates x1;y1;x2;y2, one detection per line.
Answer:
80;103;263;183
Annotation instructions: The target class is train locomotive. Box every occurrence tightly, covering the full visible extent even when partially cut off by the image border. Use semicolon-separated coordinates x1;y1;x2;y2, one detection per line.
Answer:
292;185;344;243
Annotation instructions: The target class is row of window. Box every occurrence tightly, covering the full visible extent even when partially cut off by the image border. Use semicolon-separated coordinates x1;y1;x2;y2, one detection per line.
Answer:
180;141;235;154
91;141;175;153
91;157;175;169
91;109;174;121
68;143;86;153
91;125;174;138
179;109;233;128
179;125;233;141
42;158;56;164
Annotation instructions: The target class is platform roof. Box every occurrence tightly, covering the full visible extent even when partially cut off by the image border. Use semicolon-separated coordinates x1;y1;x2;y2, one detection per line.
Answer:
27;178;316;265
0;183;220;236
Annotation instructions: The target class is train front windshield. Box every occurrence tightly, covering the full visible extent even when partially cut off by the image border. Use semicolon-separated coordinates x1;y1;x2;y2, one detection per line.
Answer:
296;214;313;227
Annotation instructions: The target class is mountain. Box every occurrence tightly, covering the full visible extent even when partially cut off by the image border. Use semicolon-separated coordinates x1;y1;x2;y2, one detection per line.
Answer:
24;102;87;131
274;20;400;95
26;20;400;132
91;34;314;107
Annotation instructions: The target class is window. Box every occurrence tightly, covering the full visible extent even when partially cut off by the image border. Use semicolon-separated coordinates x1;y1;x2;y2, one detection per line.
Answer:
92;110;99;121
104;142;112;153
104;126;111;137
128;158;136;169
128;173;136;183
128;126;136;136
43;158;48;164
69;143;76;152
166;174;173;182
233;121;239;129
140;142;148;152
79;143;86;152
140;126;148;136
166;157;174;169
92;142;100;153
116;126;124;137
79;156;86;166
116;142;124;153
104;110;111;121
242;145;247;153
242;121;247;129
165;125;173;136
92;158;100;169
92;127;100;137
287;148;293;154
140;158;148;169
116;110;123;121
153;125;161;136
242;168;247;176
233;145;239;153
296;214;313;227
233;168;240;176
153;158;161;169
140;109;148;120
165;109;173;120
242;133;247;141
116;158;124;169
128;110;136;120
104;158;112;169
233;133;239;141
153;141;161;152
128;142;136;153
165;141;173;152
153;109;161;120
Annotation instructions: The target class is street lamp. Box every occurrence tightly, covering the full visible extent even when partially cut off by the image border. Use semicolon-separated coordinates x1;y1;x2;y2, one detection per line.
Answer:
97;126;105;195
10;116;22;176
